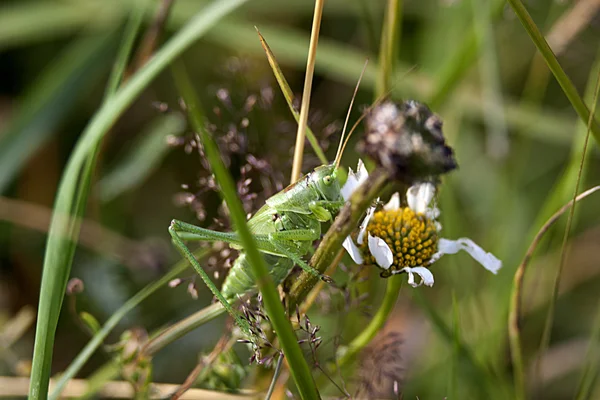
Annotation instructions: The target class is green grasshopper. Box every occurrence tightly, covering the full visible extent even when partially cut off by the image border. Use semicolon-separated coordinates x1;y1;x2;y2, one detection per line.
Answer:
168;101;359;336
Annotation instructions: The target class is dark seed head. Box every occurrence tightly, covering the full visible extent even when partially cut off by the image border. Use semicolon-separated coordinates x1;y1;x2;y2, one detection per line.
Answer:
359;100;458;184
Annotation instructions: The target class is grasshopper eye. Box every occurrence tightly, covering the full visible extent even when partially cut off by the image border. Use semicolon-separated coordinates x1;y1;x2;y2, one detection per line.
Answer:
323;175;332;185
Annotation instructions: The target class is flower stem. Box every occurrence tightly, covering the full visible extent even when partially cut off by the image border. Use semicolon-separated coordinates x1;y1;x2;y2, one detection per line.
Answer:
287;167;390;312
336;274;403;368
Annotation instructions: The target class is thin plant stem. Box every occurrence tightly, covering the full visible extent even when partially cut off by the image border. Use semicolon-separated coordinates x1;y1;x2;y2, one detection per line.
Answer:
172;61;320;400
255;28;328;165
507;186;600;400
290;0;325;183
265;353;284;400
104;1;147;99
535;64;600;396
287;168;390;311
143;302;225;356
506;0;600;144
129;0;176;74
574;296;600;400
336;274;403;368
375;0;401;99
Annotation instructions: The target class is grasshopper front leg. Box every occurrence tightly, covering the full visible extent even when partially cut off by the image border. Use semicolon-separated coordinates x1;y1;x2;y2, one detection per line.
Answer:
309;200;346;222
168;221;252;335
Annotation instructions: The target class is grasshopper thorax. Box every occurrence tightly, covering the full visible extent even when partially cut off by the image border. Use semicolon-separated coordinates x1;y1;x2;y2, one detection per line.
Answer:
309;164;341;202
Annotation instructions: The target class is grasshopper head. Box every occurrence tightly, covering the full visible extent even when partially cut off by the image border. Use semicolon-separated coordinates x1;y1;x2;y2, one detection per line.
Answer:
310;164;341;202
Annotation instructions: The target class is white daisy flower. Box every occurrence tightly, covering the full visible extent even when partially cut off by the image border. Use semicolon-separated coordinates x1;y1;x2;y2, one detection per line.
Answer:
341;163;502;287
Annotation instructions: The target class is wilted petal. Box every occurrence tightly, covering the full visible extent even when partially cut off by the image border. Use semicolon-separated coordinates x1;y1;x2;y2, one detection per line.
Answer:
341;172;359;200
341;160;368;200
384;193;400;210
355;159;368;183
402;267;434;287
343;236;364;264
438;238;502;274
368;234;393;269
407;183;435;215
357;206;376;245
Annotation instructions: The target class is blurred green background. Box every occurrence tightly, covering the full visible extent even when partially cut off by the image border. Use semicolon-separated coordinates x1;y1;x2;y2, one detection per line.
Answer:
1;0;599;398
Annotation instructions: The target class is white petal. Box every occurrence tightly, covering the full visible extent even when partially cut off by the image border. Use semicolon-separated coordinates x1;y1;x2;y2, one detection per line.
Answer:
341;160;369;200
438;238;502;274
355;159;368;183
384;193;400;210
368;234;393;269
341;171;359;200
407;183;435;215
402;267;434;287
342;236;364;264
357;206;376;245
404;269;416;287
410;267;435;287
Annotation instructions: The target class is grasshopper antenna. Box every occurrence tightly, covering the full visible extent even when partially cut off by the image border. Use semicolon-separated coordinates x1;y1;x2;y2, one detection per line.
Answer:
336;64;420;165
334;59;369;168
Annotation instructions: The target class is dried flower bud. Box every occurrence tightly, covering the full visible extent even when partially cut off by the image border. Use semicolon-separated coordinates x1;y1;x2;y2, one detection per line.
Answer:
359;100;457;183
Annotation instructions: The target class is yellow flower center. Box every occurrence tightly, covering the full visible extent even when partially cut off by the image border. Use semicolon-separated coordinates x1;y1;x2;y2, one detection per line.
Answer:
360;208;439;276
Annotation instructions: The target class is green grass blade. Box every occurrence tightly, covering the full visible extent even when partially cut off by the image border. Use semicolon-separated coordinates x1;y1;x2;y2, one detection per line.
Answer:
28;1;247;398
531;50;600;233
172;61;320;400
0;34;113;193
506;0;600;144
48;253;199;399
256;29;328;165
375;0;401;98
104;1;148;99
98;114;186;202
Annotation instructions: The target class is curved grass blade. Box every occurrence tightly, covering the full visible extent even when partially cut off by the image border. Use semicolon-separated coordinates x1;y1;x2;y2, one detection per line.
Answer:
28;1;248;398
531;52;600;233
506;0;600;144
172;61;320;400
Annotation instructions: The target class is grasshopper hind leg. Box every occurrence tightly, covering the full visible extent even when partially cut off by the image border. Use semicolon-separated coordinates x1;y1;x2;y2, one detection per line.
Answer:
168;220;252;336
